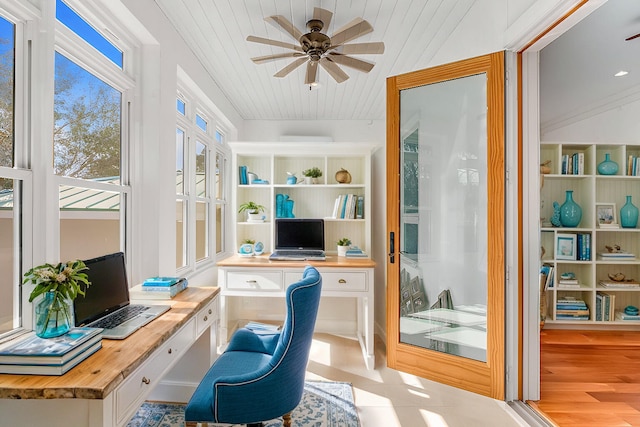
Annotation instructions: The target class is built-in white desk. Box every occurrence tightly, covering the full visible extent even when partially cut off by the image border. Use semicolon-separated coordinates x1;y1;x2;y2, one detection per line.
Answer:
0;287;219;427
217;254;376;370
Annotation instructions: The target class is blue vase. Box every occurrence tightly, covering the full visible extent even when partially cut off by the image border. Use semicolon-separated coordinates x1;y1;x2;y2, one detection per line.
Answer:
560;190;582;227
597;153;618;175
620;195;639;228
35;291;73;338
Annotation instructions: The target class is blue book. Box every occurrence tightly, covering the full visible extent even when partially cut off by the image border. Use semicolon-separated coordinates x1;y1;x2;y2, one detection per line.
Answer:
143;276;181;287
0;327;102;365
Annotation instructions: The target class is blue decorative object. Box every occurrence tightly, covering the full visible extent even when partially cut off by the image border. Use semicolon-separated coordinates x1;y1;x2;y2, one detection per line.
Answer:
625;305;639;316
620;195;639;228
284;199;295;218
238;243;254;256
185;266;322;426
254;241;264;255
560;190;582;227
550;202;562;227
597;153;618;175
35;291;73;338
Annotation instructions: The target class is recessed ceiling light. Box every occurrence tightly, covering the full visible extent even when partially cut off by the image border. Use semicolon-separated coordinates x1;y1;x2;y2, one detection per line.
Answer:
615;70;629;77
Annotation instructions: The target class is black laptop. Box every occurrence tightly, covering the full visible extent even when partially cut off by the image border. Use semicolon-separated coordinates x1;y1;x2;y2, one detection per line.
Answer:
269;218;326;261
74;252;170;339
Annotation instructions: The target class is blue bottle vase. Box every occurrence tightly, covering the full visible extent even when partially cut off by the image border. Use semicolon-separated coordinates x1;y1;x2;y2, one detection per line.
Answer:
597;153;618;175
620;195;639;228
559;190;582;227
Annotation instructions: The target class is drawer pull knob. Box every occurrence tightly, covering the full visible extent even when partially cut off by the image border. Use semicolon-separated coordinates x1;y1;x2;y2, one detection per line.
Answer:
142;377;151;385
338;279;347;284
203;315;208;322
208;309;213;314
246;279;258;284
168;348;172;354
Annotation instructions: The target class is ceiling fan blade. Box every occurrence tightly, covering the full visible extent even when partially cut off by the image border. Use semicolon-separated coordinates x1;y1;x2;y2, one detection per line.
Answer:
246;35;303;52
251;52;305;64
274;57;308;78
265;15;303;41
331;42;385;55
305;61;319;85
330;18;373;46
319;57;349;83
313;7;332;29
626;33;640;41
327;53;374;73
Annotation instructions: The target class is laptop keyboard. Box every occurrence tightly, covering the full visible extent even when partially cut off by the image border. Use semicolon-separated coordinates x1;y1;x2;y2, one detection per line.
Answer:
274;250;324;257
91;305;149;329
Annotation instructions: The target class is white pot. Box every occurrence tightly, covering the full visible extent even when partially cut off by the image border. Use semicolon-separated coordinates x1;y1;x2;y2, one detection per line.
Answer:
337;245;349;257
247;211;265;222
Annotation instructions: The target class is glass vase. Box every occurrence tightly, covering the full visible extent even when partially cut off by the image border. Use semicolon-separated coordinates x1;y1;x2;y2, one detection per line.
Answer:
597;153;618;175
620;195;639;228
35;291;73;338
560;190;582;227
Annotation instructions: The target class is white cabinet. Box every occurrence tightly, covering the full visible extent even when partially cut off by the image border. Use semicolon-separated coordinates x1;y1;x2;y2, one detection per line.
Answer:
230;142;375;255
540;142;640;325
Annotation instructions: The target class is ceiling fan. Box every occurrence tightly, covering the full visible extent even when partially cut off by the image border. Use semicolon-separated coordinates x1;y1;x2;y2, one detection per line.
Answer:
246;7;384;85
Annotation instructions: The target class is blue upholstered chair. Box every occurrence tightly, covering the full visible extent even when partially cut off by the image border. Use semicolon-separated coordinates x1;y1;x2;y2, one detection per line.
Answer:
185;265;322;427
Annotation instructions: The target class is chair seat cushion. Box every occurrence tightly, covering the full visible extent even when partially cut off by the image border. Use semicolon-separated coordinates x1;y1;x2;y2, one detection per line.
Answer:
185;350;273;422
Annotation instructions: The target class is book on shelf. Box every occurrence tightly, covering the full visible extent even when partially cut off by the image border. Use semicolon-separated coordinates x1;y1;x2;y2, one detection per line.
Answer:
598;252;636;259
557;282;581;289
540;264;554;290
615;312;640;321
331;194;363;219
598;280;640;288
0;341;102;375
598;223;620;229
596;291;615;321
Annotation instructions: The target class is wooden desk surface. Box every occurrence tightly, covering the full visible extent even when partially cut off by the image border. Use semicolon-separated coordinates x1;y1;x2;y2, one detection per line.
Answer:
217;254;376;268
0;286;219;400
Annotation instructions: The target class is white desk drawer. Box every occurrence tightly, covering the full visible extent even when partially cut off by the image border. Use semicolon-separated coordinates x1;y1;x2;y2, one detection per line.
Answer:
284;271;367;292
196;298;219;336
226;271;283;291
115;318;195;423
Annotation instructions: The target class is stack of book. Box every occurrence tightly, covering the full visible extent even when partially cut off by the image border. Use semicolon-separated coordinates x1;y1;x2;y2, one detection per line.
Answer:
596;291;615;321
556;296;589;320
598;280;640;289
130;277;189;300
561;152;585;175
0;327;102;375
331;194;364;219
345;247;368;258
598;251;636;260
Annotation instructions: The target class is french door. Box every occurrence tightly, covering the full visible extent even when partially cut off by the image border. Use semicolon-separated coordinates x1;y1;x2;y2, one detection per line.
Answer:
386;51;506;399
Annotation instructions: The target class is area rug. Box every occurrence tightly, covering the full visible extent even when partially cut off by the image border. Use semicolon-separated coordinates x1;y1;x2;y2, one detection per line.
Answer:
126;380;359;427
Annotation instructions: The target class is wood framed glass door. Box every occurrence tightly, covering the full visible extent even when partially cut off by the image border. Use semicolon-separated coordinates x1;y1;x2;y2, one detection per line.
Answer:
386;51;506;399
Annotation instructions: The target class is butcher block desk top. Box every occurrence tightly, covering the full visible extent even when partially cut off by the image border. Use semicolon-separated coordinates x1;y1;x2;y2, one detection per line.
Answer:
0;286;219;400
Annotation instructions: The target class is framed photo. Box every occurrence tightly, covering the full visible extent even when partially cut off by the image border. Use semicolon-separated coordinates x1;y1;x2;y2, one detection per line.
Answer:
556;233;577;260
596;203;617;226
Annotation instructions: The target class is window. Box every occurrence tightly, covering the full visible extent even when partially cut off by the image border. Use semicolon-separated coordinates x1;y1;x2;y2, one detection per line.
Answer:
54;0;131;260
176;91;227;271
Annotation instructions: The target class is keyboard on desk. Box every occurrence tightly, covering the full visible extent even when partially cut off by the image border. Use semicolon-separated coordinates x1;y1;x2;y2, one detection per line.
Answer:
269;250;326;261
90;305;149;329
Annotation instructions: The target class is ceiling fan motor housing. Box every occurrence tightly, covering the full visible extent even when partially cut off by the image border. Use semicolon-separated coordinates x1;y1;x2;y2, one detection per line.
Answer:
300;19;330;61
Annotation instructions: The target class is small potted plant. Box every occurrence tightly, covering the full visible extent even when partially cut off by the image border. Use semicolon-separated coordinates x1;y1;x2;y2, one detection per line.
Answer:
336;237;351;257
23;260;91;338
238;201;266;221
302;167;322;184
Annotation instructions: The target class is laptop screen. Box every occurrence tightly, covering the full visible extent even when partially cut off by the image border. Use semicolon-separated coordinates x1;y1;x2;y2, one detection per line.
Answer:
274;218;325;250
74;252;131;327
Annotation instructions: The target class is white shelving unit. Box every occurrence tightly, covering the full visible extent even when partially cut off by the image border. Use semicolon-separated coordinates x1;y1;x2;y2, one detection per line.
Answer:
230;142;376;256
541;142;640;326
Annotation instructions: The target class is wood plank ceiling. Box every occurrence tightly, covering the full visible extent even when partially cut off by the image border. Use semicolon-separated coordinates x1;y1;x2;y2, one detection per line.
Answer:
153;0;477;121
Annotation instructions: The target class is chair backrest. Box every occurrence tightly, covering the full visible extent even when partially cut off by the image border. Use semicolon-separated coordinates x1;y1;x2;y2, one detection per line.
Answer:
267;265;322;406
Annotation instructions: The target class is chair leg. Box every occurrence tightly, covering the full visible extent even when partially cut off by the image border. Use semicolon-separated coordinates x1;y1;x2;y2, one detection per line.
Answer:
247;423;263;427
283;412;292;427
185;423;205;427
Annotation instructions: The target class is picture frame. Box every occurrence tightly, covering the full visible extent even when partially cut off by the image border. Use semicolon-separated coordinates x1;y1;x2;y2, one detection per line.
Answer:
556;233;577;260
596;203;617;227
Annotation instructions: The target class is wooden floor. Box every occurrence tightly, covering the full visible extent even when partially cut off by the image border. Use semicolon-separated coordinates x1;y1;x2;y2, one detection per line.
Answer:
529;329;640;427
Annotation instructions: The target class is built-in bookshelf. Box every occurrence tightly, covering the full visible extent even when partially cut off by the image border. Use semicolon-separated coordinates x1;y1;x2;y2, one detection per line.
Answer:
540;142;640;326
229;142;375;256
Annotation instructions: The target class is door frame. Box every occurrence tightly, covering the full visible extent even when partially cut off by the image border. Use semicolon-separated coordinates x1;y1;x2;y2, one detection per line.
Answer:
386;51;506;400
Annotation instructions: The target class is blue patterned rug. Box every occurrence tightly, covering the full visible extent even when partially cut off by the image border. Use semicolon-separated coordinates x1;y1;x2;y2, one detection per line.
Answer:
126;381;359;427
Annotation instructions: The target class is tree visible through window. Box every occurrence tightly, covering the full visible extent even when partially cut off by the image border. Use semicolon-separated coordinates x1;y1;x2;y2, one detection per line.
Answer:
0;16;13;171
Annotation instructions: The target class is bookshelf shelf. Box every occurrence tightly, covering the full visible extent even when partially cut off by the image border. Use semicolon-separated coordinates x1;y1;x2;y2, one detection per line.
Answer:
230;142;375;255
541;142;640;326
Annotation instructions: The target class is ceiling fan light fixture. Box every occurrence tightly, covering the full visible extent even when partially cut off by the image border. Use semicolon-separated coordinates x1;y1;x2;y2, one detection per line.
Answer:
614;70;629;77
